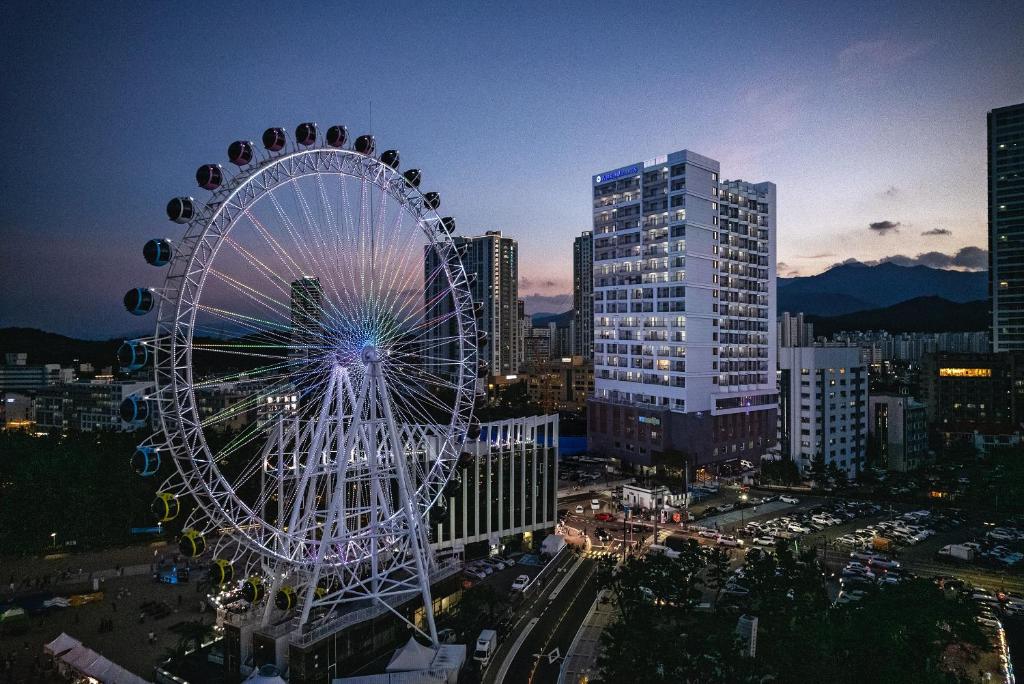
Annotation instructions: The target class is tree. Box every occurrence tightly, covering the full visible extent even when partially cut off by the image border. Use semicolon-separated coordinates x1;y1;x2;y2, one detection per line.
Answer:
705;546;732;603
806;453;827;486
439;583;508;643
760;458;802;485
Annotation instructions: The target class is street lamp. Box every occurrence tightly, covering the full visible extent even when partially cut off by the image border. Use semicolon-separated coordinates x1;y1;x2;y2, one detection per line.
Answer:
50;532;57;549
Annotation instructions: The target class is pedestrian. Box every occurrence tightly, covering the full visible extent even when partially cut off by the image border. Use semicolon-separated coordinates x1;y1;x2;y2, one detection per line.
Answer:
147;631;155;645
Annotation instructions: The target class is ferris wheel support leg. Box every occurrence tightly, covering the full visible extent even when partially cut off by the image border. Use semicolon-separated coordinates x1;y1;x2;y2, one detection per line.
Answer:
298;368;369;627
286;369;339;550
370;359;440;648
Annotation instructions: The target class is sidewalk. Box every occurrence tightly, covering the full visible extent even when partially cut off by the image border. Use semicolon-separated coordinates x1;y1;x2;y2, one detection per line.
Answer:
557;589;617;684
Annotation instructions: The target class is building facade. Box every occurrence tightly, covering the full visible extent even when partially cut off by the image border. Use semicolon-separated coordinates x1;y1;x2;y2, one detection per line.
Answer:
989;102;1024;352
426;231;519;378
432;414;558;554
776;346;868;479
778;311;814;348
588;150;777;470
868;394;929;472
920;351;1024;449
525;356;594;413
573;231;594;359
34;380;153;433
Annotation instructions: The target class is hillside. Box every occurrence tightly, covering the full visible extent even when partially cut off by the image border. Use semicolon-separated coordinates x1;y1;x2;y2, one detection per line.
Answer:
779;262;986;316
531;311;574;328
807;296;988;336
0;327;123;368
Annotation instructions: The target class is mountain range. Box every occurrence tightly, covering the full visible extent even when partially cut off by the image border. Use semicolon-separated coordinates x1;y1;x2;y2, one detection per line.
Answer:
778;261;986;316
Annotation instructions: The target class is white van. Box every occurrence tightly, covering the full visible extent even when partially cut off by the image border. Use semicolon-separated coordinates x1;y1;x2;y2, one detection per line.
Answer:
474;629;498;668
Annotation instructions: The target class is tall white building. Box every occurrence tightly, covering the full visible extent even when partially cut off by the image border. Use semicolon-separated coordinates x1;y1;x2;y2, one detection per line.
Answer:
776;346;868;479
587;150;777;470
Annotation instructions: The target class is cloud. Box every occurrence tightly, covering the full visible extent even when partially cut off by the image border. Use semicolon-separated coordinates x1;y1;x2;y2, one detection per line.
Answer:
520;276;564;291
951;246;987;270
829;246;987;271
881;185;899;198
797;252;835;259
838;38;933;72
921;228;952;236
869;220;901;234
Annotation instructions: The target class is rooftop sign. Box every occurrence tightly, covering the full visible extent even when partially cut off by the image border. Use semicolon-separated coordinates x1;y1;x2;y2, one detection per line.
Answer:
594;165;639;184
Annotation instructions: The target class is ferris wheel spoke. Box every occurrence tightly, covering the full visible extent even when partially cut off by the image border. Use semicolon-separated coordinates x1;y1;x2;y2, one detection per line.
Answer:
242;208;351;329
279;179;350;322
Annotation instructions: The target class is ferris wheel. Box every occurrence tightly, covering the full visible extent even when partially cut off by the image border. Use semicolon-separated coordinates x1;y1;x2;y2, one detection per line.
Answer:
120;122;480;644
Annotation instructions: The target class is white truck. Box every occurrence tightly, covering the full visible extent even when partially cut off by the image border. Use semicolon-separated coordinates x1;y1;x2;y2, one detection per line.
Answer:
937;544;975;562
474;629;498;669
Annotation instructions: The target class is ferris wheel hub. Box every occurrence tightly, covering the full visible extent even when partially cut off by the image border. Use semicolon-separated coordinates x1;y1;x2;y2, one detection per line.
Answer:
360;344;381;365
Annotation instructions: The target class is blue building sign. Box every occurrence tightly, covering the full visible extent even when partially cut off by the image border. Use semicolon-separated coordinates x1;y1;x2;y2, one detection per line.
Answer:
594;165;639;184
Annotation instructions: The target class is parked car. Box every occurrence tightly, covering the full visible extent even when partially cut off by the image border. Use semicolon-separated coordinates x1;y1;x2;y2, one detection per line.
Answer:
464;567;487;580
717;535;743;547
780;495;800;504
698;529;720;540
575;505;584;514
511;575;530;592
718;503;736;513
595;512;614;522
752;536;776;547
591;499;601;511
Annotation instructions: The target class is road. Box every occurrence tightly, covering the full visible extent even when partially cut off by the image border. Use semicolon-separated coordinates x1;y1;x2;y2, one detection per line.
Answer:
484;555;599;684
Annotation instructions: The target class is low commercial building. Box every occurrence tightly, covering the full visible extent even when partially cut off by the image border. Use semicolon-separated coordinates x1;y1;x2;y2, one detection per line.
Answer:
776;346;868;479
222;414;559;684
868;394;929;472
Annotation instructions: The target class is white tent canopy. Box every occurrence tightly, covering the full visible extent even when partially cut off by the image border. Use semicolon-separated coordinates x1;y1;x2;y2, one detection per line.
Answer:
386;637;437;672
61;644;102;673
82;655;115;680
44;632;81;656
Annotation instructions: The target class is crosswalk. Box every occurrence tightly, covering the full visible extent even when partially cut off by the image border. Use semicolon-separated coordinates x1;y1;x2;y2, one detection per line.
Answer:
583;550;618;559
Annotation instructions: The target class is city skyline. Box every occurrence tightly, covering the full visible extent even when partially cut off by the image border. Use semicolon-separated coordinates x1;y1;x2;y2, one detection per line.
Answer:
2;1;1023;337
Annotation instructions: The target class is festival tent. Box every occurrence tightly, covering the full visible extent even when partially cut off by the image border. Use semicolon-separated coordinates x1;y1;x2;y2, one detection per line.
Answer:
82;655;116;680
60;644;102;674
386;637;437;672
44;632;81;656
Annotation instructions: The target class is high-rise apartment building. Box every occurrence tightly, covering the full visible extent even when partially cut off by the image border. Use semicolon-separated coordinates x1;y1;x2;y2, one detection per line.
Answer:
989;102;1024;351
868;394;929;472
573;231;594;359
290;276;325;395
426;231;519;378
776;346;868;479
587;150;777;470
778;311;814;348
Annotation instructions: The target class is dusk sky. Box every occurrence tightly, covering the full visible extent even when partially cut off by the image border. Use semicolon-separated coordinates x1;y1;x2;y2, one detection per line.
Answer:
2;1;1022;338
